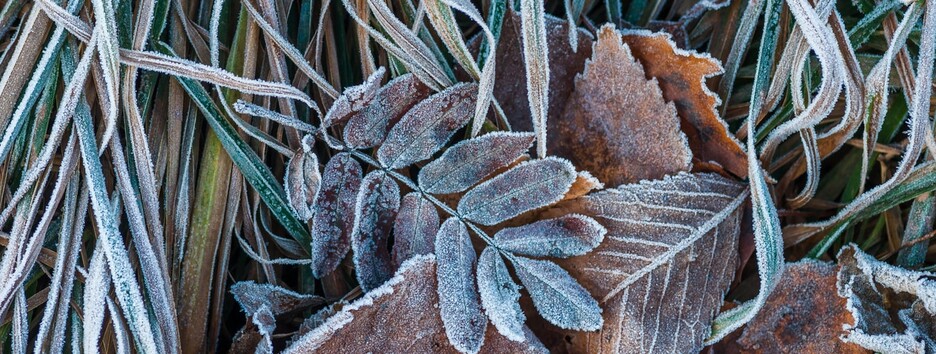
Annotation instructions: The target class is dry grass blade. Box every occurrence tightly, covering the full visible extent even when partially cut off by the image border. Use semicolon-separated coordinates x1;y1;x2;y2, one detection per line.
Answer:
520;0;550;157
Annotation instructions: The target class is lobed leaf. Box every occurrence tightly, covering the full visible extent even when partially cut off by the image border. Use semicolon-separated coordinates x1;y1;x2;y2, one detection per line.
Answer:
310;153;363;278
343;74;432;149
477;247;525;342
511;255;602;330
419;131;535;194
377;83;477;169
392;192;440;268
494;214;605;258
458;157;576;226
351;170;400;292
435;217;488;353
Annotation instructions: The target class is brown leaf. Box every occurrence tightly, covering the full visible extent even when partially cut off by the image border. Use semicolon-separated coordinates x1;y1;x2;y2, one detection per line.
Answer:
284;256;548;353
710;260;870;353
310;153;363;278
619;30;747;178
343;73;433;149
551;26;692;186
549;172;746;353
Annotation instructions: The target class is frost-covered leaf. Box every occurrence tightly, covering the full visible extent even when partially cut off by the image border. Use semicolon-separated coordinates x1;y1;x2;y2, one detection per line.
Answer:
351;170;400;292
377;83;477;169
837;245;936;354
459;157;576;226
419;132;535;194
710;260;869;353
620;30;747;177
552;25;691;186
392;192;440;268
556;172;747;353
494;214;605;258
343;74;432;149
510;255;602;330
284;256;548;353
435;218;487;353
322;68;386;128
477;247;526;342
311;153;363;278
284;136;321;221
230;281;325;316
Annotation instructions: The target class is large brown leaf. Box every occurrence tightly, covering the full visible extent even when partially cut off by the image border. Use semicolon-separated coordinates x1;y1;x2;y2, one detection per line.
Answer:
549;172;746;353
284;256;548;353
551;26;692;186
620;30;748;177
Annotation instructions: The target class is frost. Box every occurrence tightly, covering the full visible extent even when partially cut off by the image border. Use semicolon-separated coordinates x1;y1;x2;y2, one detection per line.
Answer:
284;136;321;221
392;193;440;268
510;255;602;330
519;0;550;157
230;281;325;316
310;153;363;278
418;131;535;194
435;218;487;353
323;67;386;128
458;157;576;226
377;83;477;169
351;171;401;292
477;247;526;342
343;74;432;149
493;214;605;258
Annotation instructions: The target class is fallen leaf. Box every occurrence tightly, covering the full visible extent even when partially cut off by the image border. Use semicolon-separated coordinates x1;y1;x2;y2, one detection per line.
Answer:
620;29;748;178
552;172;747;353
284;136;321;222
837;245;936;353
284;256;548;353
230;282;326;316
710;260;870;353
551;25;692;186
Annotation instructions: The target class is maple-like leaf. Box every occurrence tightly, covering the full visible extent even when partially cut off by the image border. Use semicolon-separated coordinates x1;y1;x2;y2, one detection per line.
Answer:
284;256;548;353
551;25;692;186
549;172;747;353
837;245;936;354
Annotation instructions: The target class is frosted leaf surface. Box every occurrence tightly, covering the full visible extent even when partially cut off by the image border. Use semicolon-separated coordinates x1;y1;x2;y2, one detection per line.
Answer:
458;157;576;226
511;255;602;330
477;247;526;342
555;172;747;353
351;170;400;292
494;214;605;258
322;67;386;128
837;245;936;354
284;136;321;221
392;192;440;269
435;217;487;353
283;256;548;353
377;83;477;169
418;131;535;194
310;153;363;278
343;74;432;149
230;281;325;316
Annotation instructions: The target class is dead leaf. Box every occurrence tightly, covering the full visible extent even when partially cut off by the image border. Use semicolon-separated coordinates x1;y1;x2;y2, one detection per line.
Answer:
837;245;936;353
551;172;747;353
311;153;363;278
551;25;692;186
620;29;748;178
710;260;870;353
284;256;548;353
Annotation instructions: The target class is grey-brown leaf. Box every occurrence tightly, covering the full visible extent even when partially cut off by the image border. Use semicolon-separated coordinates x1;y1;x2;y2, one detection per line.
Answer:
230;281;325;316
392;193;440;269
511;255;602;330
351;170;400;292
477;247;526;342
419;131;535;194
311;153;363;278
343;74;432;149
284;136;321;221
323;68;386;128
494;214;605;258
435;218;487;353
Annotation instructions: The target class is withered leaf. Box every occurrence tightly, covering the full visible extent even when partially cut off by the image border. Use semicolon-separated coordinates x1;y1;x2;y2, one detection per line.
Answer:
343;73;432;149
377;83;477;169
311;153;363;278
458;157;576;226
551;25;692;186
351;170;400;292
322;68;386;128
419;131;535;194
493;214;605;258
511;255;602;331
284;136;321;221
837;245;936;354
556;172;746;353
710;260;869;353
620;30;747;177
477;247;526;342
391;192;440;269
230;281;326;316
284;256;548;353
435;218;487;353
